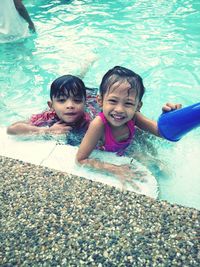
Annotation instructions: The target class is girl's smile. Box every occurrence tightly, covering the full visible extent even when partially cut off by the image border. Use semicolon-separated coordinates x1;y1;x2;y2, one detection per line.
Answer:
110;113;126;122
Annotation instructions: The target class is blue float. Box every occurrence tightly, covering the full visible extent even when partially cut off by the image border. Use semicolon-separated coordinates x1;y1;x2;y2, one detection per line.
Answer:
158;102;200;141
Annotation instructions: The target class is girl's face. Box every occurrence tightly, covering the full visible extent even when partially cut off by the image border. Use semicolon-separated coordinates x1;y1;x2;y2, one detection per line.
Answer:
100;81;141;128
48;93;86;125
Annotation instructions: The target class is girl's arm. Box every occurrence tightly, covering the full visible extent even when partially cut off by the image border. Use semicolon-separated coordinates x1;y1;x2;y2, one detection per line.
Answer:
135;112;160;137
76;116;104;165
76;117;124;173
135;102;182;137
76;117;145;190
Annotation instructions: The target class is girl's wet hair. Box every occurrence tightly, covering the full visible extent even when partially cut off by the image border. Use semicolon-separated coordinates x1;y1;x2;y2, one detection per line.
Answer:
50;75;86;100
99;66;145;101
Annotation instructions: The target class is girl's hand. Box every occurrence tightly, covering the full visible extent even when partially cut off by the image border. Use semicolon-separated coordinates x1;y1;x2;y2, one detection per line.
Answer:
162;103;182;112
48;121;72;134
110;164;147;191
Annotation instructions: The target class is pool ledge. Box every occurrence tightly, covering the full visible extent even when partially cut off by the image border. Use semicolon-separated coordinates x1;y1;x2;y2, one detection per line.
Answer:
1;156;199;266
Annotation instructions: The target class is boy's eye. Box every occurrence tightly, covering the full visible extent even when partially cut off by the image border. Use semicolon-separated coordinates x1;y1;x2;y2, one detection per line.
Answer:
73;98;83;103
57;98;66;103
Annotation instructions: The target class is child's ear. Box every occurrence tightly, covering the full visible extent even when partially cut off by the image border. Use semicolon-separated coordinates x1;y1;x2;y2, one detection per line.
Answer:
96;95;103;107
137;101;143;111
47;101;53;110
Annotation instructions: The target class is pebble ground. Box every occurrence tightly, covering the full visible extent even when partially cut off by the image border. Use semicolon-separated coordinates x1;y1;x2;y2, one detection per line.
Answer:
0;156;199;266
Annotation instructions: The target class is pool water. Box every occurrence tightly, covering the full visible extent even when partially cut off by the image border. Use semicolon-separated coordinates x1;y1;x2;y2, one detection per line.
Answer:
0;0;200;209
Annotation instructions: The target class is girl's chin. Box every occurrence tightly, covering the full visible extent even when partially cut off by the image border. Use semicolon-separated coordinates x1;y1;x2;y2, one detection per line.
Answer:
108;120;124;127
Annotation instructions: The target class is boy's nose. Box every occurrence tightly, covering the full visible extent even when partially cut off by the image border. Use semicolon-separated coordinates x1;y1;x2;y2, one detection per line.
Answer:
65;99;74;108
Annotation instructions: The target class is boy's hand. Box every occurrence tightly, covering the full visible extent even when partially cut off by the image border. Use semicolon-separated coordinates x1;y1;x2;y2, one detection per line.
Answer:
162;103;182;112
48;121;72;134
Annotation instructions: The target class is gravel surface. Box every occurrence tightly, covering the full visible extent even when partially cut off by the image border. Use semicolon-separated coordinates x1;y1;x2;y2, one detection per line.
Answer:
0;156;199;266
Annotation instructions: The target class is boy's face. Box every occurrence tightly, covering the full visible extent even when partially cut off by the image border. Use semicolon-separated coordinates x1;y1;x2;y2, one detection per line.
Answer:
48;93;86;125
98;81;141;127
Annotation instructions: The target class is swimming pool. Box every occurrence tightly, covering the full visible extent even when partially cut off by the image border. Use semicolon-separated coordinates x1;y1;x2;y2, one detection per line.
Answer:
0;0;199;209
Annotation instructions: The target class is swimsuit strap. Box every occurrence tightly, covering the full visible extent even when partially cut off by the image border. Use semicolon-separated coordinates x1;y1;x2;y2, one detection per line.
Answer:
98;112;135;154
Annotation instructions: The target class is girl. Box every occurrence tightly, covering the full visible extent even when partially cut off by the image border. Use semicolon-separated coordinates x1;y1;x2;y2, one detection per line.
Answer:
76;66;181;189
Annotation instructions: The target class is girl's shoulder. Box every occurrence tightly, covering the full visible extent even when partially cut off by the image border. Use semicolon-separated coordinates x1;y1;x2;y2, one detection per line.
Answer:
92;114;104;124
88;114;104;131
96;112;107;123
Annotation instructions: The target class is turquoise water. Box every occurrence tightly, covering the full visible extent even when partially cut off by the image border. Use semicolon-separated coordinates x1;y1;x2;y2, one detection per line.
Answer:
0;0;200;209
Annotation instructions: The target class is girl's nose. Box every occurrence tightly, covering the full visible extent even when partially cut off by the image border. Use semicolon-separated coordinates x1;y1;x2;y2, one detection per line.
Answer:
114;103;124;113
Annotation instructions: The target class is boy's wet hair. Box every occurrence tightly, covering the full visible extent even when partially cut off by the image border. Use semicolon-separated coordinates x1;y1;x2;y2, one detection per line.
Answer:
50;75;86;100
99;66;145;101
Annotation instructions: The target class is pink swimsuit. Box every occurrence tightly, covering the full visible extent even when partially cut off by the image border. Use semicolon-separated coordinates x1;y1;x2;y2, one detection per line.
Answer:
98;112;135;155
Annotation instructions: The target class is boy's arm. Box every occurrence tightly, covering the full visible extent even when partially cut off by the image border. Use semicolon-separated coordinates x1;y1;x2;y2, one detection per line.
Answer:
7;121;51;135
13;0;35;32
7;121;72;135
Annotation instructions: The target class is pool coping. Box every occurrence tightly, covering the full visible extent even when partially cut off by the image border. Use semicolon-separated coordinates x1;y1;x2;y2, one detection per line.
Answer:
1;155;199;266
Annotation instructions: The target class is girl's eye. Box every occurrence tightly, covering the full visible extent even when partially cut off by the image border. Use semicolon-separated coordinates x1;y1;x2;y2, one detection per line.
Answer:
125;102;134;106
108;99;117;104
